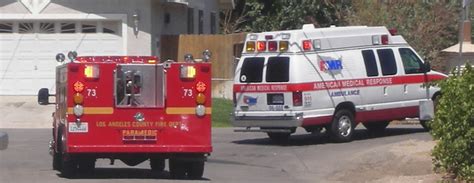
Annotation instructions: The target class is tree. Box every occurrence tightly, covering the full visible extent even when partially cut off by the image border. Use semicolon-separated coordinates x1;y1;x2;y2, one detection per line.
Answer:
346;1;459;71
220;0;351;33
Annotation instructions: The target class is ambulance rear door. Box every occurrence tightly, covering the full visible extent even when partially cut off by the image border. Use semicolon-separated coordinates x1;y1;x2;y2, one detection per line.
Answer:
235;56;293;112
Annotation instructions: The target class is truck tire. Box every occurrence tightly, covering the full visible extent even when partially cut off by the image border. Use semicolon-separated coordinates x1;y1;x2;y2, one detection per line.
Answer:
186;161;204;179
78;158;95;174
52;150;61;171
267;132;291;143
60;156;77;178
328;109;355;143
150;158;165;172
53;130;62;171
169;159;186;179
363;121;390;133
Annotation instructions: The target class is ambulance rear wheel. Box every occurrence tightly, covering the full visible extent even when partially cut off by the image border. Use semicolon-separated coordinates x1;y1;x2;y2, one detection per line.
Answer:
150;158;165;172
328;109;355;143
186;161;204;179
363;121;390;132
169;159;186;179
267;132;291;143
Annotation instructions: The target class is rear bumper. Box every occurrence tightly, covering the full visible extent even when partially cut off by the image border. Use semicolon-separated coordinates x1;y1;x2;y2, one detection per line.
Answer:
67;145;212;153
231;112;304;127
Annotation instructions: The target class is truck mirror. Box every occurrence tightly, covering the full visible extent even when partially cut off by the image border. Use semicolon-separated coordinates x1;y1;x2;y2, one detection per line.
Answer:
423;62;431;73
38;88;51;105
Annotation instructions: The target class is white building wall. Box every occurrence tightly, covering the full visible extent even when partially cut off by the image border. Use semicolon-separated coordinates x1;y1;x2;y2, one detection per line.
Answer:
1;0;225;58
0;0;153;56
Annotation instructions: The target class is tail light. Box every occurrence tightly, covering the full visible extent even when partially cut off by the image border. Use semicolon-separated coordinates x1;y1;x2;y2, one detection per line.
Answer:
293;91;302;106
302;40;312;51
196;93;206;104
73;81;84;92
195;81;207;117
73;93;84;104
72;81;85;118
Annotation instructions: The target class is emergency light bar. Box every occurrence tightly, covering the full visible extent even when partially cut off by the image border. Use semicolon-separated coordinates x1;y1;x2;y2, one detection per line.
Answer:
246;41;290;52
302;40;312;51
372;35;389;45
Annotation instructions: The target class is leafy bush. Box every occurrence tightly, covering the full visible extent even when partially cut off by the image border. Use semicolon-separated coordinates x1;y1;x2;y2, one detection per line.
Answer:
430;64;474;181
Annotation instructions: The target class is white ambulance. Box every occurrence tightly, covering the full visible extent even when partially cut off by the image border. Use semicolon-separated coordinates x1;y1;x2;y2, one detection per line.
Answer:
231;24;447;142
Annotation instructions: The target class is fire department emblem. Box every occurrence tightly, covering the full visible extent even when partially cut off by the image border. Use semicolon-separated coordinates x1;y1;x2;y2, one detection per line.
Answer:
134;112;145;122
20;0;51;14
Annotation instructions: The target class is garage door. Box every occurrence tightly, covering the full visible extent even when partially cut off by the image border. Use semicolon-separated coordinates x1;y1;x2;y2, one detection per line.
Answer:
0;21;124;95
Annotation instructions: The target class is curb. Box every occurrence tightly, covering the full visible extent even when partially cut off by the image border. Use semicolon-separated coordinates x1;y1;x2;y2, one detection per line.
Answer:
0;132;8;150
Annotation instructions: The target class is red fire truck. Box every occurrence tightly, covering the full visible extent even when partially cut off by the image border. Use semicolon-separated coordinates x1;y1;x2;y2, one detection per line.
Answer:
38;51;212;179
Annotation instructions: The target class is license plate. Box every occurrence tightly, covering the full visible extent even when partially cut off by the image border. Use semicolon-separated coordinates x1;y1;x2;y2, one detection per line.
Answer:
267;94;284;105
68;122;88;133
269;105;284;111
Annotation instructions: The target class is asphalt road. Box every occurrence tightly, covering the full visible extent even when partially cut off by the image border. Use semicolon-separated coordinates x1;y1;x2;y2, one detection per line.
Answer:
0;125;432;183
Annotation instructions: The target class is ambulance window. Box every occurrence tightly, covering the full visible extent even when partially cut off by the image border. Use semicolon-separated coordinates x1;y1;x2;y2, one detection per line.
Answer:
377;49;397;76
399;48;423;74
266;57;289;82
362;50;379;77
240;57;264;83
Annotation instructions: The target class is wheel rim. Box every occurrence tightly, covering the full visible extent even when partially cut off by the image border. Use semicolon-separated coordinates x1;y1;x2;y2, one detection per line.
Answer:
338;116;352;137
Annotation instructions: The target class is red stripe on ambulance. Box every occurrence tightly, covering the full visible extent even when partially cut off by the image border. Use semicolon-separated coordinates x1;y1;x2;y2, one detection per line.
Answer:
233;74;446;93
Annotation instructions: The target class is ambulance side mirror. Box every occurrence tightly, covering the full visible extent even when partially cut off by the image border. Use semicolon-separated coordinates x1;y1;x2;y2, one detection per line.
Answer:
422;62;431;73
38;88;54;105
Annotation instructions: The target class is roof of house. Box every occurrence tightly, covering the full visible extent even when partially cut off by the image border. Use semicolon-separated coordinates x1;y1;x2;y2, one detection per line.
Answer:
442;41;474;53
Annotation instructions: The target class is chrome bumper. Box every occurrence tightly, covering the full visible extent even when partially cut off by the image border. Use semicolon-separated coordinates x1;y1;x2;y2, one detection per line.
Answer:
231;112;304;128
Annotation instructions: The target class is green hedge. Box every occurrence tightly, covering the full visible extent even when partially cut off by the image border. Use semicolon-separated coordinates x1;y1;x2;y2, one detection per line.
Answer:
430;64;474;181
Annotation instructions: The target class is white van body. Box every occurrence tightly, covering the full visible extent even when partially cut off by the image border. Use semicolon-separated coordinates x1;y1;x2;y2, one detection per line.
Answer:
232;24;446;142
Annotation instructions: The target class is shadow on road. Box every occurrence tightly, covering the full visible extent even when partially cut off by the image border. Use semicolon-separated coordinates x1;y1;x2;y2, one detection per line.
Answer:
57;168;210;181
232;127;427;146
